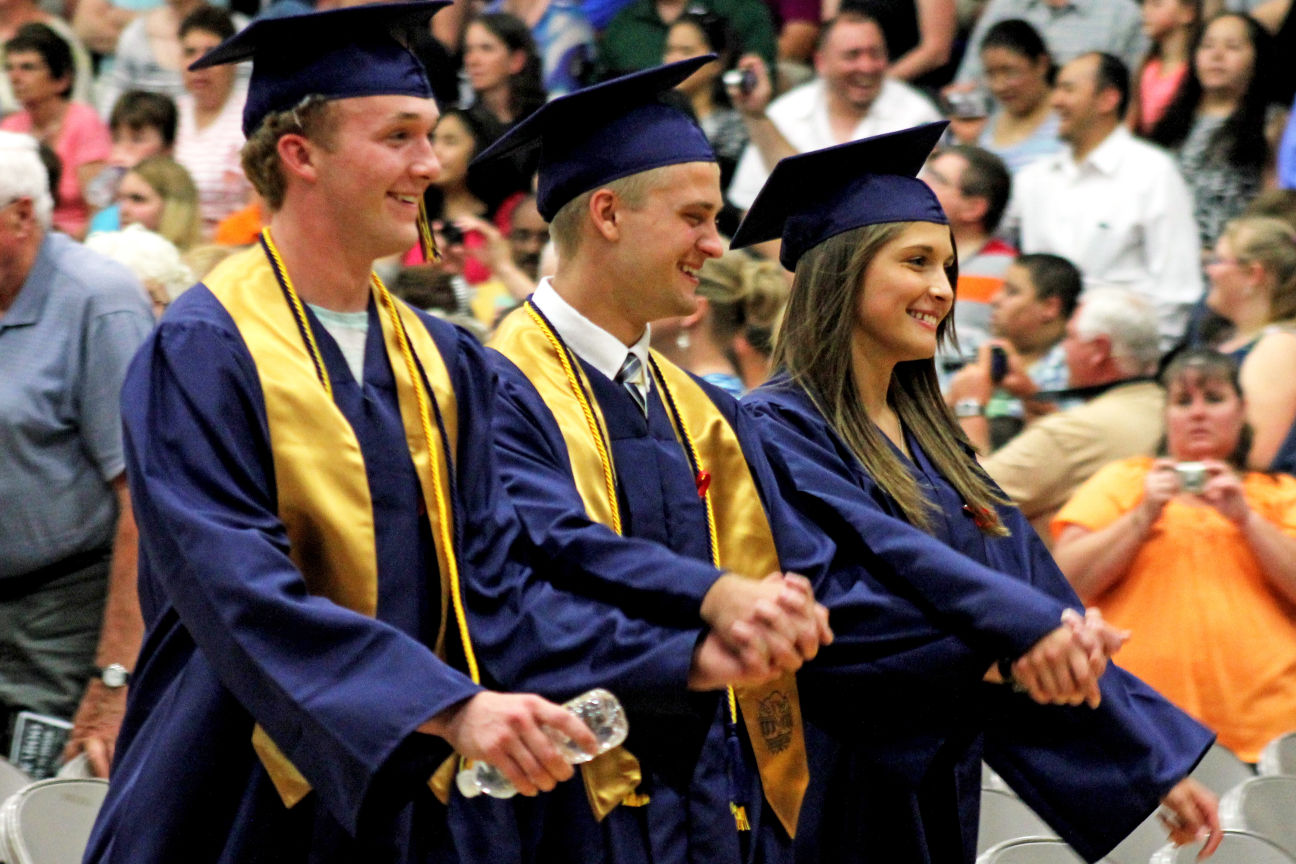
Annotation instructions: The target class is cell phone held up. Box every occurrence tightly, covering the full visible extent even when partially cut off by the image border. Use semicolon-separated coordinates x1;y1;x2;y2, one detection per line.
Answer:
989;346;1009;386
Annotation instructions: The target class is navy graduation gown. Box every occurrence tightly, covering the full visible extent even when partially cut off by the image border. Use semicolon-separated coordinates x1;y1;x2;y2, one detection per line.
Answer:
742;376;1214;863
86;286;709;864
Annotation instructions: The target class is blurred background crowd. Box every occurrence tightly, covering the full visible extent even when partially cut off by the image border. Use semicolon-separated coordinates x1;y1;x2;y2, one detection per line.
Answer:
5;0;1296;789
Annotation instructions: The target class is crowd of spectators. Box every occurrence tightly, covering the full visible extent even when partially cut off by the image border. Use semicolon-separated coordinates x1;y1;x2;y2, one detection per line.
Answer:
3;0;1296;780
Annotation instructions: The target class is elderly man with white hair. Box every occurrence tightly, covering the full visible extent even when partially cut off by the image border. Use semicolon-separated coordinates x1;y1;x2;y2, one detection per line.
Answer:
952;289;1165;545
0;130;153;777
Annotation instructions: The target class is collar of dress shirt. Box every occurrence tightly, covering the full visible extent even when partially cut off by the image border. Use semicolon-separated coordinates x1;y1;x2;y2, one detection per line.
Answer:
531;278;653;387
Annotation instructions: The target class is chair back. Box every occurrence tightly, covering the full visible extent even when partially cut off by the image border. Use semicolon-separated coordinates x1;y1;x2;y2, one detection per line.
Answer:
1190;743;1256;796
0;760;31;807
1150;829;1296;864
978;788;1058;854
0;778;109;864
1220;775;1296;857
1105;811;1171;864
1259;732;1296;777
975;836;1088;864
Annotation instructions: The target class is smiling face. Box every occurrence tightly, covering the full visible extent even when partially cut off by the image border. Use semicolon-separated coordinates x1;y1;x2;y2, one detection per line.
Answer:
310;94;441;261
664;20;720;96
851;221;955;369
611;161;725;328
1164;367;1246;462
1195;15;1256;99
430;112;477;191
981;45;1050;117
816;17;889;114
5;49;68;110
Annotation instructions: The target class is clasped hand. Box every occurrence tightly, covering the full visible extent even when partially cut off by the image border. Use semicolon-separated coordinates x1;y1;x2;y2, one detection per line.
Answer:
1007;608;1129;708
690;572;833;690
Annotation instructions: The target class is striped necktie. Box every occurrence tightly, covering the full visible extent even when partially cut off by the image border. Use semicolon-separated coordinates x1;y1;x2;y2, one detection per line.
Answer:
616;353;647;416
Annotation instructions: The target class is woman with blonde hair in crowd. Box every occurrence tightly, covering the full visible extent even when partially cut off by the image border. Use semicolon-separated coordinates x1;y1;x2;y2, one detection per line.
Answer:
1053;348;1296;763
651;249;789;395
113;155;202;251
1206;215;1296;472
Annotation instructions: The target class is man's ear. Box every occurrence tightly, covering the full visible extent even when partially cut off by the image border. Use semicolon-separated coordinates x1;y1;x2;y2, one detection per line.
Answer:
589;188;621;242
276;133;319;184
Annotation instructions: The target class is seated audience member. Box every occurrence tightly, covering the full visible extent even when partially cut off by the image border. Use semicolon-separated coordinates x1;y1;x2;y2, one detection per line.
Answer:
0;0;95;115
2;23;110;238
96;0;249;119
462;13;546;130
1244;188;1296;232
954;289;1165;543
830;0;957;87
726;10;941;213
108;155;202;251
974;19;1064;173
1053;348;1296;763
947;253;1082;449
1129;0;1200;134
1206;216;1296;472
955;0;1146;86
1007;52;1201;349
85;223;195;316
504;192;547;282
211;194;264;245
479;1;593;98
923;144;1015;374
173;6;251;236
86;90;178;234
0;132;153;779
1146;13;1276;252
599;0;777;82
664;10;750;219
651;248;789;396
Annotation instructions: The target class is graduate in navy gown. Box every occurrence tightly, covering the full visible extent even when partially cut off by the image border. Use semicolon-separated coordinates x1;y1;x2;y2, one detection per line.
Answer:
731;123;1223;862
74;5;706;861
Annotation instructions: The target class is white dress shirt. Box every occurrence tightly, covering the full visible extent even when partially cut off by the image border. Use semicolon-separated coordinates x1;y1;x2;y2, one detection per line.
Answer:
530;279;652;402
726;77;942;210
1005;126;1202;347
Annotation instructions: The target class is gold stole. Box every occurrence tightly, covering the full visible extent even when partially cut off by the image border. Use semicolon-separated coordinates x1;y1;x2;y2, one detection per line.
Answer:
205;243;467;807
489;303;809;838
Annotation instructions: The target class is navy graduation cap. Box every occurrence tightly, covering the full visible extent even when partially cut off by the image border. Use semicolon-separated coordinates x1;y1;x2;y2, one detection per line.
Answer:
472;57;718;221
730;122;950;271
189;1;449;137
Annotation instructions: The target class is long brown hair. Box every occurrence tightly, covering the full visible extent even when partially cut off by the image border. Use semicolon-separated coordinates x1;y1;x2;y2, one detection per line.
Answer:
771;222;1010;535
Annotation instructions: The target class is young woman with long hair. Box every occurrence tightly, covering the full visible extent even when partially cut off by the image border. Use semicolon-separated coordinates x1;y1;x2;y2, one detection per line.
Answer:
730;122;1221;861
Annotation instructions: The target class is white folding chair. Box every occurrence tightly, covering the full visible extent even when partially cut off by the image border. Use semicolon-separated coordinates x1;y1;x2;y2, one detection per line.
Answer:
0;759;31;808
1104;810;1171;864
978;788;1058;855
0;777;108;864
982;762;1012;792
975;836;1088;864
1150;829;1296;864
1189;743;1256;796
1259;732;1296;777
1220;775;1296;857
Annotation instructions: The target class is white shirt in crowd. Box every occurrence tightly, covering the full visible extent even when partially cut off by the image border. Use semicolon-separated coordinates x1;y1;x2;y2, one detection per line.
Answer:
1005;126;1202;348
726;77;942;211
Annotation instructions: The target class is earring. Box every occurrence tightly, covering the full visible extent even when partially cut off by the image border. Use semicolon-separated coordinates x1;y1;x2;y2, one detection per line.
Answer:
676;330;690;351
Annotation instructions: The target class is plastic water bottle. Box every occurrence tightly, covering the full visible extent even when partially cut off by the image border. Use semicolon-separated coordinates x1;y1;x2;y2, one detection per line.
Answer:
456;688;628;799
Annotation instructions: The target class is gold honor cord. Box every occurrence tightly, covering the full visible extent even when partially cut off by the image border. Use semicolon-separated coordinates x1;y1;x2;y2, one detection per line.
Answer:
259;228;480;685
525;306;749;830
524;302;623;534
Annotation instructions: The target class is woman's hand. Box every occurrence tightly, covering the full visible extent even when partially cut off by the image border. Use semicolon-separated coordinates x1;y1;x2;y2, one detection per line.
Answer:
1199;460;1250;526
1140;459;1180;525
1158;777;1222;857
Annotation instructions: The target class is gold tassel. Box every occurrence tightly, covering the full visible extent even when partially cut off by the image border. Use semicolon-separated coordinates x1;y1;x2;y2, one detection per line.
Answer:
417;195;439;262
731;803;751;831
623;791;652;807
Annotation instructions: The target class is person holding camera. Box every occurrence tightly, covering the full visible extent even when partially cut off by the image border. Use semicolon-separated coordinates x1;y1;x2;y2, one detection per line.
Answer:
1052;347;1296;763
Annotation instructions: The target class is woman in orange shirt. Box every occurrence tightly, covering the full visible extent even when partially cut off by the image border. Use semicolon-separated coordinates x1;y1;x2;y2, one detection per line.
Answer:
1053;347;1296;761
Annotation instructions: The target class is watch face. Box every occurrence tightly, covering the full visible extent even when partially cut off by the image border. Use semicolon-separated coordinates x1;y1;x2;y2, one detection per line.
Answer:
101;664;129;688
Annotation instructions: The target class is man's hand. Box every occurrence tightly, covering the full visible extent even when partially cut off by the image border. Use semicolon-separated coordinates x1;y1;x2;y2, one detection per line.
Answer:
420;692;598;796
62;679;127;778
700;572;832;674
1159;778;1222;857
688;628;784;691
727;54;775;118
